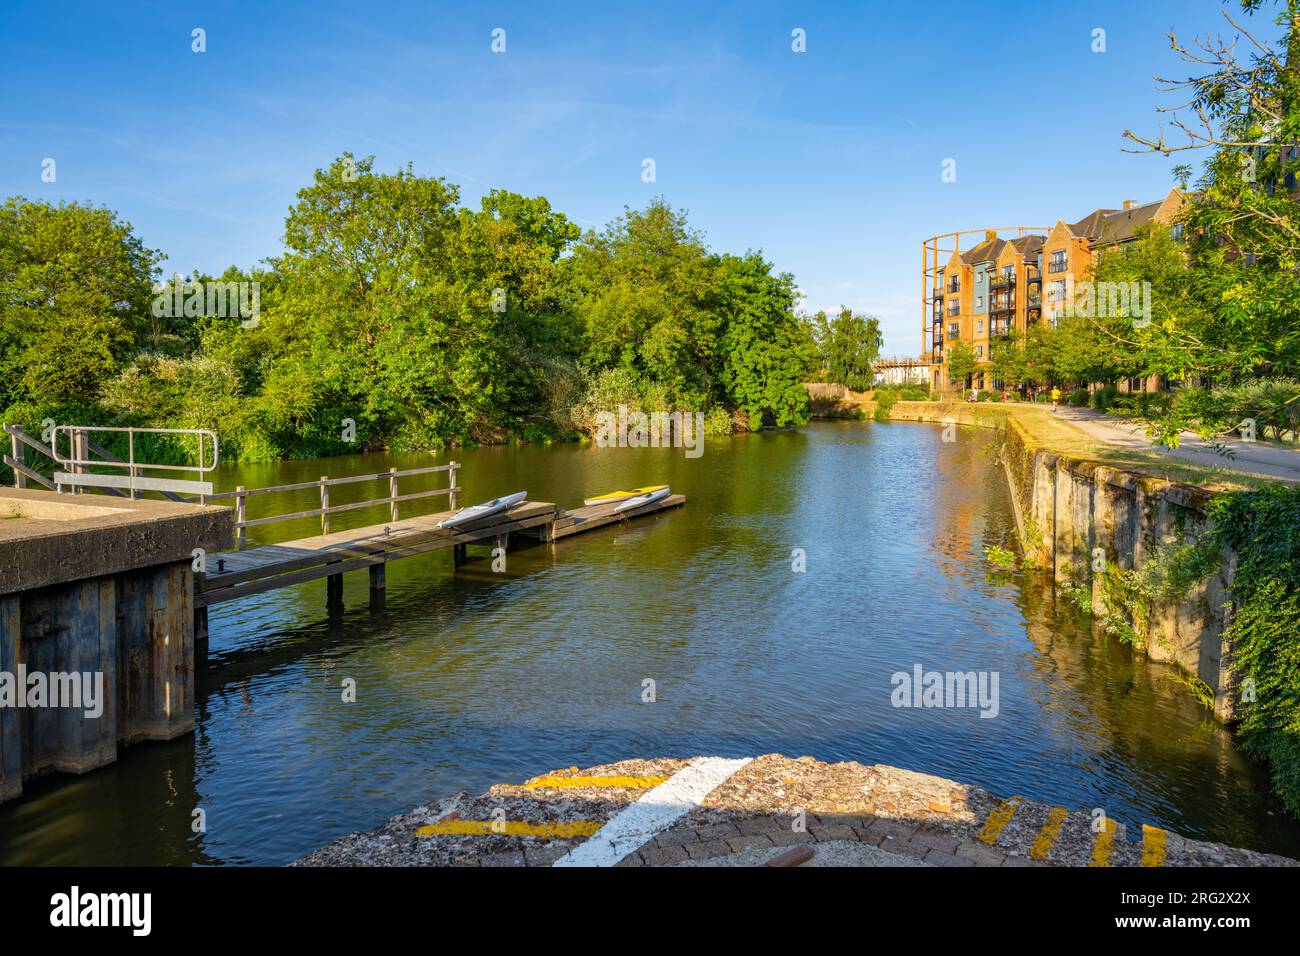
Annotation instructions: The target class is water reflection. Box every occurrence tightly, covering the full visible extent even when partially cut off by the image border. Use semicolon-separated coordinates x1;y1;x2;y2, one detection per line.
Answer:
1;421;1296;865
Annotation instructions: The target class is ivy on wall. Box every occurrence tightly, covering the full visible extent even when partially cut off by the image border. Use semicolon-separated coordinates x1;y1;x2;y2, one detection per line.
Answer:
1208;486;1300;816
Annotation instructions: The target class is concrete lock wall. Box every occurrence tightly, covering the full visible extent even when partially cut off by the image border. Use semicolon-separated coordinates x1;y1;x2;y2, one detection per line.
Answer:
0;489;230;803
1001;418;1238;720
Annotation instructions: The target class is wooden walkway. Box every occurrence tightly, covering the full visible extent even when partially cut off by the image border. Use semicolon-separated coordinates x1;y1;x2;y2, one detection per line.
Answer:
526;494;685;541
197;494;685;608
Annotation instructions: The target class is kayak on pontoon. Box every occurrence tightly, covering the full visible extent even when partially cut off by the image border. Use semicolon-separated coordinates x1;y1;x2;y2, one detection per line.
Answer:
583;485;669;507
612;486;672;514
436;490;528;529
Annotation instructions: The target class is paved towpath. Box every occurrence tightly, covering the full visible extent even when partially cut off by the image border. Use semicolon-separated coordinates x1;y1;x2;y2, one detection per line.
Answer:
1046;405;1300;482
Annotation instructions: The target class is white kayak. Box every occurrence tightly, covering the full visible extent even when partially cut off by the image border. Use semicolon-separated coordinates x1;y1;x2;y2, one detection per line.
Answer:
612;486;671;514
437;491;527;529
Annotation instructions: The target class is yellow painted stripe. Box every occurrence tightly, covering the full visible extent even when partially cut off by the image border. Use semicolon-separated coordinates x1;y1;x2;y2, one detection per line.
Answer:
1141;824;1166;867
519;775;668;790
415;820;602;838
978;797;1021;845
1029;807;1069;861
1090;818;1119;867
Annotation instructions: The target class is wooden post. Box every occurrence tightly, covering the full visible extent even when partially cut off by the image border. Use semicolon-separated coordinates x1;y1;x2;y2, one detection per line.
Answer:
389;468;398;522
0;594;21;802
320;476;330;534
194;604;209;671
235;486;247;550
326;572;344;605
453;542;466;568
20;577;118;775
10;428;25;489
72;428;89;495
369;562;386;591
449;462;458;511
127;429;137;499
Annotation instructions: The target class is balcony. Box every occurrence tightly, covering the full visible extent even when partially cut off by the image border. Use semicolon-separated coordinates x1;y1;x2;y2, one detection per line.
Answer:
990;299;1015;314
1049;258;1069;274
946;280;960;293
932;346;943;362
991;320;1013;337
932;289;944;300
989;274;1016;290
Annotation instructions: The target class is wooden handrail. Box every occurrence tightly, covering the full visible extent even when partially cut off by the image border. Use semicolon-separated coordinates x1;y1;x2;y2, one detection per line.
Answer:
3;453;54;490
204;464;455;500
221;463;460;549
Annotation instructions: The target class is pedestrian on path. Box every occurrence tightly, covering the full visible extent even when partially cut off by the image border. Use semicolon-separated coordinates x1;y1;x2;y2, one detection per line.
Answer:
1050;386;1061;412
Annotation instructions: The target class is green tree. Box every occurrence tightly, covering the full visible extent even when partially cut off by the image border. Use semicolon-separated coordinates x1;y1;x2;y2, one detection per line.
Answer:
1121;0;1300;443
813;307;883;392
0;198;160;414
945;340;978;388
989;332;1029;389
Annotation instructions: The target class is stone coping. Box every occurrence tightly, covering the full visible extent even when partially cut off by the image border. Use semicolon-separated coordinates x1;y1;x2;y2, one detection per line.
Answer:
294;754;1298;868
0;488;232;592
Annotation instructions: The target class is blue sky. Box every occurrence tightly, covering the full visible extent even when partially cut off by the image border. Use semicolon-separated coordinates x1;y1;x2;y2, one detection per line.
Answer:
0;0;1279;355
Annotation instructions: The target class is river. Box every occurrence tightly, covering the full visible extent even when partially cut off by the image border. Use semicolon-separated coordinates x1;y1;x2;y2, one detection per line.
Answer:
2;420;1297;864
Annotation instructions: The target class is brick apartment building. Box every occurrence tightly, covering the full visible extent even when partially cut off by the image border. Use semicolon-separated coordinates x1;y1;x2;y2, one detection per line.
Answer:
924;188;1186;393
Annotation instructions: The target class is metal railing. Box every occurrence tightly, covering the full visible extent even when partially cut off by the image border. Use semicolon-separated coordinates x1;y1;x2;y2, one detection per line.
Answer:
204;464;460;550
50;425;219;498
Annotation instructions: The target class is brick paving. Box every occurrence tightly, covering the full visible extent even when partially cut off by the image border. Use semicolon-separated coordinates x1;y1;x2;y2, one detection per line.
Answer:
294;753;1299;868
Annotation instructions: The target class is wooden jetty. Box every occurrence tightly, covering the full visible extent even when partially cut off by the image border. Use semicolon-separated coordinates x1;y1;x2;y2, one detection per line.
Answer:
1;423;686;801
524;495;686;541
197;494;686;609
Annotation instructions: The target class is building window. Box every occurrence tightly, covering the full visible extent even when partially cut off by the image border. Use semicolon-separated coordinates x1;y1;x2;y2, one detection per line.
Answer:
1050;279;1066;304
976;320;983;333
975;345;984;357
1171;223;1184;241
948;323;959;336
976;296;983;307
1003;265;1014;277
1050;250;1067;273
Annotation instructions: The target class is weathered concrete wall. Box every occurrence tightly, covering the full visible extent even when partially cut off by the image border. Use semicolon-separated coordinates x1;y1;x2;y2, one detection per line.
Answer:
0;487;230;593
0;489;230;802
1001;418;1237;720
881;404;1239;720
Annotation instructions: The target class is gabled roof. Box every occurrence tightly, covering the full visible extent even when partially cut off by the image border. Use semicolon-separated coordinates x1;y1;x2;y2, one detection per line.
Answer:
1010;235;1044;256
960;236;1008;265
1067;208;1120;240
1092;201;1164;245
1068;190;1187;246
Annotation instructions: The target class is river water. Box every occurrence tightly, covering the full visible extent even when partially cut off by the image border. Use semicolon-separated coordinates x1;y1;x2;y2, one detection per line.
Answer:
2;421;1297;864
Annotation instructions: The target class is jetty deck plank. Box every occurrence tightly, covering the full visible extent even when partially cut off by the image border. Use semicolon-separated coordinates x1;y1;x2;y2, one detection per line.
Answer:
543;494;685;540
197;494;684;606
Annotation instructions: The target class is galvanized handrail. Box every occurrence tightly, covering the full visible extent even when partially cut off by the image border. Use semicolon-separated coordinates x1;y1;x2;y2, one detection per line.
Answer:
50;425;219;472
48;425;219;499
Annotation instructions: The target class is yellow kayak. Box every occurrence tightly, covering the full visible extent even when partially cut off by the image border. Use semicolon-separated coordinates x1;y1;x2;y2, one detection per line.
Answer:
584;485;668;507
